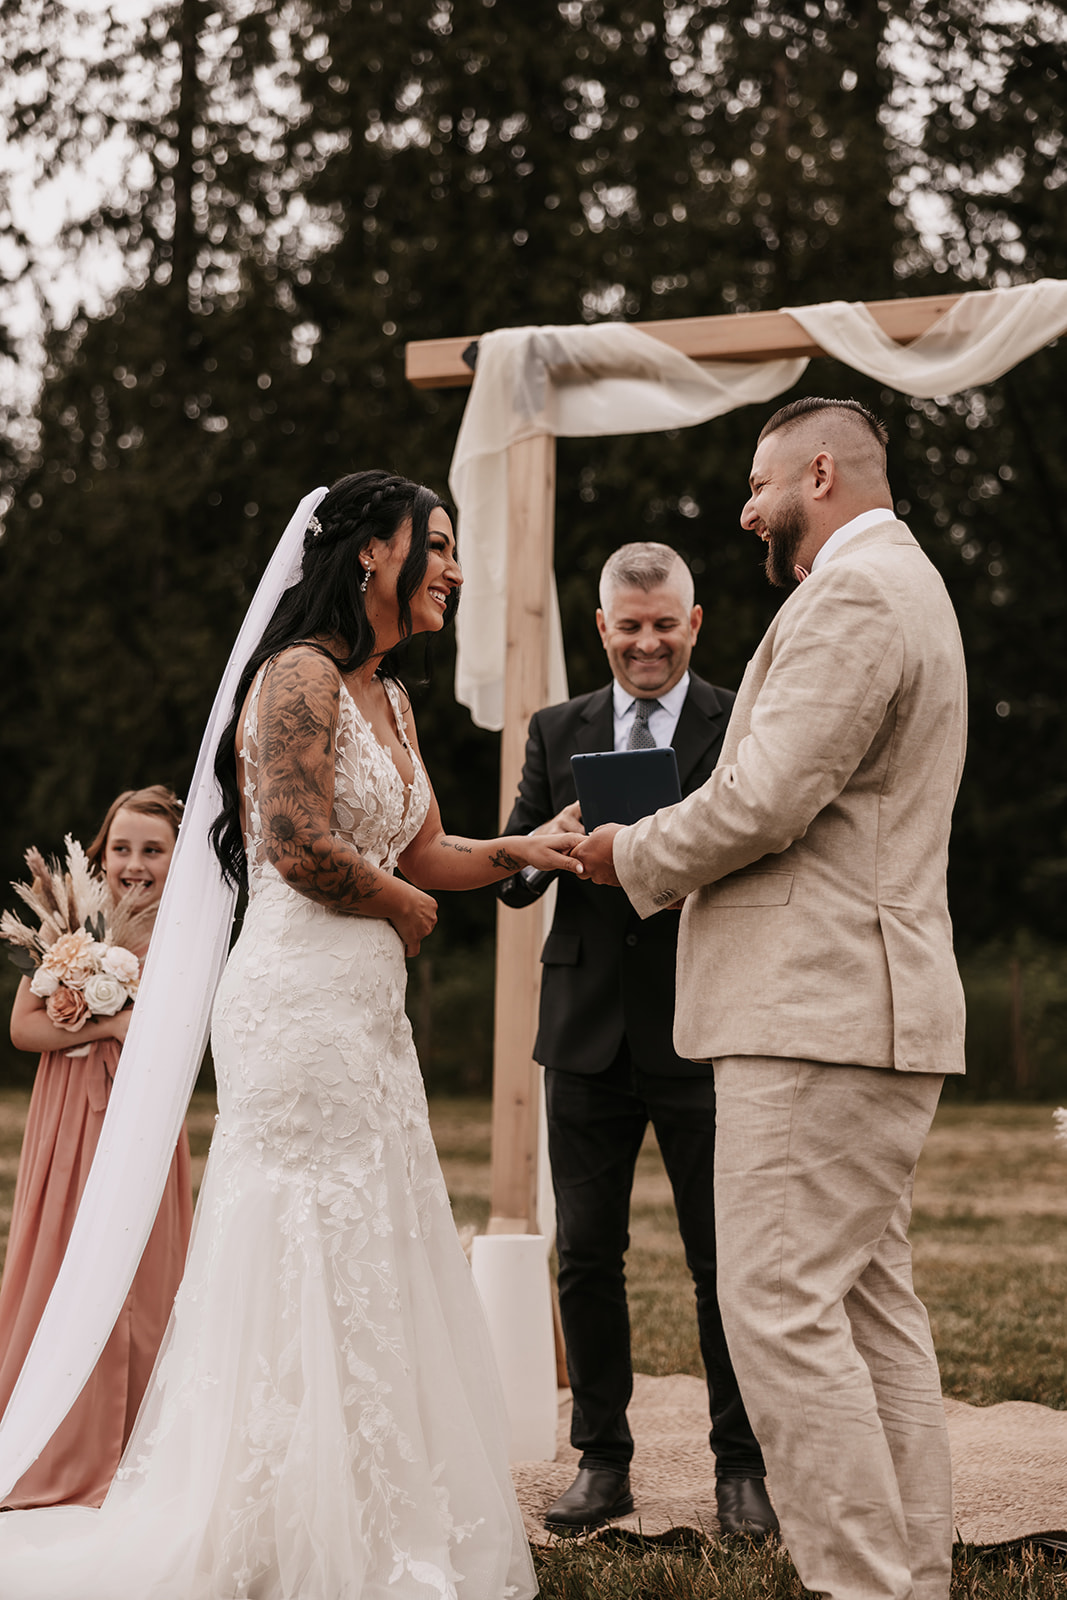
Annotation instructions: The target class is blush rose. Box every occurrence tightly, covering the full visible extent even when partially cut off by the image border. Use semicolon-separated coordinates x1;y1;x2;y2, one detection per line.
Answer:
45;985;91;1032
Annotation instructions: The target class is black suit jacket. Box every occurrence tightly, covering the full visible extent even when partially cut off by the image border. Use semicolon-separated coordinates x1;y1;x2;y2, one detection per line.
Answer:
499;674;735;1077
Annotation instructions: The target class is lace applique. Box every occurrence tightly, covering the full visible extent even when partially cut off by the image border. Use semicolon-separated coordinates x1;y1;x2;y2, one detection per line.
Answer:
56;652;534;1600
238;661;430;894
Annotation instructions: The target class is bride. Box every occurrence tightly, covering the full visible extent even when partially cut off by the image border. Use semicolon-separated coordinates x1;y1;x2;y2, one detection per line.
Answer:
0;471;582;1598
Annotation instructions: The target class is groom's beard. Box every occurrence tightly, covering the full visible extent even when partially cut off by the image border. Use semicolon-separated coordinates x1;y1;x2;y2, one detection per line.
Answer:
763;495;809;588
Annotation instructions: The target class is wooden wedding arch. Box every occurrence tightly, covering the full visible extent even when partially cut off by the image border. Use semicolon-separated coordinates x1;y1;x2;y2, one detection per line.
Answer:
405;290;995;1238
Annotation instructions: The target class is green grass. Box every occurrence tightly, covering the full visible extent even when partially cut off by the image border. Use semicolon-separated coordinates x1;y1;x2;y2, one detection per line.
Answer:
533;1535;810;1599
909;1102;1067;1413
2;1091;1065;1596
532;1540;1067;1600
428;1096;1067;1599
8;1093;1065;1410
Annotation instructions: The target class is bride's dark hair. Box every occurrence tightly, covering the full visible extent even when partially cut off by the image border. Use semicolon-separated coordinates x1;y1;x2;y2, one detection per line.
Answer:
210;469;457;889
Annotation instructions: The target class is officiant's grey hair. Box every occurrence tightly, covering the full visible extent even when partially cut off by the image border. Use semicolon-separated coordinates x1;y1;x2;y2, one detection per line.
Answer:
599;543;695;611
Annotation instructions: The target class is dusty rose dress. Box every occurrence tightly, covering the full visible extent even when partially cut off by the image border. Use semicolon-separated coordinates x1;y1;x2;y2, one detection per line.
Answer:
0;1036;192;1508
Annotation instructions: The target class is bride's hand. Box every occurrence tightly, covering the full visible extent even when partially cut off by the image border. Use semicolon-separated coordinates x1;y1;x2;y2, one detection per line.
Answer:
390;885;438;957
510;832;587;876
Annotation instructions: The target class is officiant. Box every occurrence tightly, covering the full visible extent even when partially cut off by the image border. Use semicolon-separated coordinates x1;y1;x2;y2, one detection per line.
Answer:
496;542;775;1540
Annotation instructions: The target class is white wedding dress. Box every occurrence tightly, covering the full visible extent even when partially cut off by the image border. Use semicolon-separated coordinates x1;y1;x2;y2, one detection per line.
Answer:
0;665;536;1600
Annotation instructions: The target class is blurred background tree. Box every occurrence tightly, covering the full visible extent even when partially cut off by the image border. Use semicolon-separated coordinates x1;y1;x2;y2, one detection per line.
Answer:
1;0;1064;1091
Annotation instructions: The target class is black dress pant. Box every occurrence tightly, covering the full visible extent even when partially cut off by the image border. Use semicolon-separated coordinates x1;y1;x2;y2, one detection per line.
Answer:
545;1047;766;1478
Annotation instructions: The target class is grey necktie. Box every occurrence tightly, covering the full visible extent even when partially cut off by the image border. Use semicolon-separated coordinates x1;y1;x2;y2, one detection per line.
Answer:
628;698;659;749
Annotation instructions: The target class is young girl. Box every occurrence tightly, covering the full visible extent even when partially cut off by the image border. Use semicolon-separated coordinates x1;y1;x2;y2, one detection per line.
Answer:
0;786;193;1509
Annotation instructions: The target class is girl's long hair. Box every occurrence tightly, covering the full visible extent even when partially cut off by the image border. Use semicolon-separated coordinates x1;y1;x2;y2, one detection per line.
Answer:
209;470;456;890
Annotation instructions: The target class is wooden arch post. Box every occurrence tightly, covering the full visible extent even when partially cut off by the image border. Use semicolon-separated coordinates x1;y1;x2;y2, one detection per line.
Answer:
406;291;967;1230
487;432;557;1233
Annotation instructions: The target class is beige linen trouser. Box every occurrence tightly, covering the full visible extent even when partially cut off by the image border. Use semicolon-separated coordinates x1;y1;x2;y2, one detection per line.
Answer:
713;1057;950;1600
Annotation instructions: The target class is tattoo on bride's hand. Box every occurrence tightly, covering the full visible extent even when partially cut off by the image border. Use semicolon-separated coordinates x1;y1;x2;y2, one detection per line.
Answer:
489;848;522;872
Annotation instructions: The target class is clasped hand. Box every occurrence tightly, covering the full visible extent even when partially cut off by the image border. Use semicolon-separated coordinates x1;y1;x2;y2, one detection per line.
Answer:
527;802;624;886
517;830;587;876
571;823;624;886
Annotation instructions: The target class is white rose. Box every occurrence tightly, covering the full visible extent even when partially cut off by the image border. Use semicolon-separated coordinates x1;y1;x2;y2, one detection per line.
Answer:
30;966;61;998
82;971;130;1018
101;945;140;986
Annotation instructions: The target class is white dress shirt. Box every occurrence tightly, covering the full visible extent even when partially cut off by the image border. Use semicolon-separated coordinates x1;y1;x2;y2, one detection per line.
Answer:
612;671;690;751
811;507;896;573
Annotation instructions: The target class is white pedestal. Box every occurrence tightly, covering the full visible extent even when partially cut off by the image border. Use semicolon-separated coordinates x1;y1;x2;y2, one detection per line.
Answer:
470;1233;559;1463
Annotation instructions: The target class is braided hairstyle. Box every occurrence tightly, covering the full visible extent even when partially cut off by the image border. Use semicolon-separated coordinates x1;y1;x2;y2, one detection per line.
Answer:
210;470;457;888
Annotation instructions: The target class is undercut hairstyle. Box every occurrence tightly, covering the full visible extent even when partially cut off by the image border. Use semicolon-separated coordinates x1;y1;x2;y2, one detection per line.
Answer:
758;396;888;449
86;785;184;874
599;542;694;611
210;469;455;889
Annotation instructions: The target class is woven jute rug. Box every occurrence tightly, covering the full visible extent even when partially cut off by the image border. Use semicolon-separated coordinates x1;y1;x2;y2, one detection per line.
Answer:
510;1374;1067;1549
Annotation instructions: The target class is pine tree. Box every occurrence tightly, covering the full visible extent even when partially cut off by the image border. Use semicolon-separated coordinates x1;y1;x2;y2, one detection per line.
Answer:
0;0;315;855
3;1;1067;1088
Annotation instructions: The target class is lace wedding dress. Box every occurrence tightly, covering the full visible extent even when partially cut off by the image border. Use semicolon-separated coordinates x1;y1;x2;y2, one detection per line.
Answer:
0;664;536;1600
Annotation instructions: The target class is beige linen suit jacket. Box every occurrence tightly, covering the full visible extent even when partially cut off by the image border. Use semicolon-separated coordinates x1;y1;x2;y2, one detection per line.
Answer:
614;519;967;1075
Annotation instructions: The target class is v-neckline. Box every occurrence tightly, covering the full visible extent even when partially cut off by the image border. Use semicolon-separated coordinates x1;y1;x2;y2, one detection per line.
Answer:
338;677;417;807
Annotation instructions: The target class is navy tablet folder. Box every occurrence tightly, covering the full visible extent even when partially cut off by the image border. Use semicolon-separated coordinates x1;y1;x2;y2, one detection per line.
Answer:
571;747;683;831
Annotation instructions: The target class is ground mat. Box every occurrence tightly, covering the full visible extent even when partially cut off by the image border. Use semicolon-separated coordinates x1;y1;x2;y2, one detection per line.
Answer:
510;1374;1067;1551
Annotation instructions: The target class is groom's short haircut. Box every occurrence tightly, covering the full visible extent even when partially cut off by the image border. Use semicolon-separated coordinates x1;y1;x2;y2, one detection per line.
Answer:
759;396;889;450
757;398;891;499
599;542;695;611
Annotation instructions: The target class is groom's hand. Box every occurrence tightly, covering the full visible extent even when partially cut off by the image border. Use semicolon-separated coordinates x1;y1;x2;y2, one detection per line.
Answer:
573;823;624;887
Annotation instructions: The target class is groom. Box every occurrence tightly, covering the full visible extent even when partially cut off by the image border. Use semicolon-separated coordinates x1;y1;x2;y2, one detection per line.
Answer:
576;399;966;1600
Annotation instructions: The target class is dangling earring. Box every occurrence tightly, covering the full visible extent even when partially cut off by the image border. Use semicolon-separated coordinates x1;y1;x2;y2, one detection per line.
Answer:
360;565;372;595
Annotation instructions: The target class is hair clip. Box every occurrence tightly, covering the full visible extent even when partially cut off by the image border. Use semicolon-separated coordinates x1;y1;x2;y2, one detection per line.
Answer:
307;515;323;536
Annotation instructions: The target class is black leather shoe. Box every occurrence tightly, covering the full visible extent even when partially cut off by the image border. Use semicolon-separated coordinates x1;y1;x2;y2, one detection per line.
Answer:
543;1467;634;1533
715;1476;780;1542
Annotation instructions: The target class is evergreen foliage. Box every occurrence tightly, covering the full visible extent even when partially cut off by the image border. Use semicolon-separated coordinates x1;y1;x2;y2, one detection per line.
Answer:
1;1;1065;1085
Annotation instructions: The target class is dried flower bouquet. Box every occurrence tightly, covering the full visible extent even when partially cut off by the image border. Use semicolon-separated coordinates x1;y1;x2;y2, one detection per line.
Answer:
1;836;156;1042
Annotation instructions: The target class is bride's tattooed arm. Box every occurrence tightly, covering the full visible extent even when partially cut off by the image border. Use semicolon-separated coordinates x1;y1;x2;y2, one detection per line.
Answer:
254;647;435;955
257;649;384;908
256;646;584;913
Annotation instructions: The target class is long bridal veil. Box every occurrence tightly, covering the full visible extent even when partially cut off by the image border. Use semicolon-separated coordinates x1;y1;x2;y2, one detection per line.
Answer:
0;486;328;1499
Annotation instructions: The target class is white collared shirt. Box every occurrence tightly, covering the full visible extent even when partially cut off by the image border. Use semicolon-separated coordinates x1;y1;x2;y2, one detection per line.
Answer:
811;507;896;574
612;671;690;751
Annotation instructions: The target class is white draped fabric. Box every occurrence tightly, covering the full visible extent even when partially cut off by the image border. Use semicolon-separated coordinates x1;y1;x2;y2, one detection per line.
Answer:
449;325;806;730
787;279;1067;396
0;487;328;1500
451;279;1067;732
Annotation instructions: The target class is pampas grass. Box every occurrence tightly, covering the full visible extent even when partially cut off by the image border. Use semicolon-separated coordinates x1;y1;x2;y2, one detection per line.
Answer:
2;835;156;973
